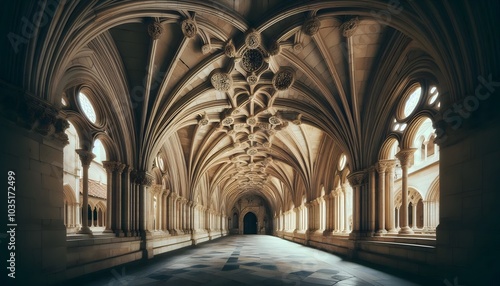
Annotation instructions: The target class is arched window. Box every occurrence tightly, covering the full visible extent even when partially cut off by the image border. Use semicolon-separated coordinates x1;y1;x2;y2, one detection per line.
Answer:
78;92;97;124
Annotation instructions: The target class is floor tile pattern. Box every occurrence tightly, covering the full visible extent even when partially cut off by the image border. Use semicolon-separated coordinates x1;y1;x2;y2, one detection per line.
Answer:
74;235;435;286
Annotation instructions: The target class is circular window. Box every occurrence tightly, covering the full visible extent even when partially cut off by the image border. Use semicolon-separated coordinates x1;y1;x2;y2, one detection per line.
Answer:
338;154;347;171
78;92;97;124
402;86;422;118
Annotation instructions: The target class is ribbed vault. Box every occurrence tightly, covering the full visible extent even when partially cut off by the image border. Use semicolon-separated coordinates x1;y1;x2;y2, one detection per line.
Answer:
10;0;494;218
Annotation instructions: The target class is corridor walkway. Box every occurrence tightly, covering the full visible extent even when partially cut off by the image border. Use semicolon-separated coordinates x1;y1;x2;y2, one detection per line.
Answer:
74;235;434;286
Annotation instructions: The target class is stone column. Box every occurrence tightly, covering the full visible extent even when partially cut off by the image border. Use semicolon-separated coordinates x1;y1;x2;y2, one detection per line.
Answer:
340;187;347;233
102;161;115;233
376;162;387;235
412;202;418;229
369;167;376;234
385;160;398;233
135;170;153;236
114;163;125;236
347;171;367;238
76;149;95;234
396;149;416;234
122;165;132;236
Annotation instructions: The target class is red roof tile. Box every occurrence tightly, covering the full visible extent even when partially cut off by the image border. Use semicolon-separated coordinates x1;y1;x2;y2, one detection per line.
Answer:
79;179;107;199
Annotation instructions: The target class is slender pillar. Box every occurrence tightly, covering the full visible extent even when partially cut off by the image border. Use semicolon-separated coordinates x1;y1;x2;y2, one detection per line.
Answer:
340;187;347;233
385;160;397;233
347;171;367;238
122;166;132;236
376;162;387;234
369;167;376;234
396;149;416;234
102;161;115;233
136;170;153;236
114;163;125;236
412;202;418;229
76;149;95;234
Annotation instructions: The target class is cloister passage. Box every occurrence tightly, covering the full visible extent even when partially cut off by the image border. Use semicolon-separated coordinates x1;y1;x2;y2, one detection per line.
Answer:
72;235;434;286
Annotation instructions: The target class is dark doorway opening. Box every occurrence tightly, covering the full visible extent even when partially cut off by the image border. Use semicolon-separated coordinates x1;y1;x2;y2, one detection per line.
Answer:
243;212;257;234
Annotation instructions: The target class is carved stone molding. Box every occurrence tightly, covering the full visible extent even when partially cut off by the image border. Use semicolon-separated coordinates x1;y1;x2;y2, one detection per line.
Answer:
347;170;367;187
210;72;233;91
224;40;236;58
293;43;303;53
198;113;209;126
181;18;198;38
148;20;163;40
303;16;321;36
76;149;96;167
341;17;359;37
241;49;264;72
1;91;70;144
246;116;257;126
272;68;295;91
395;148;417;167
103;161;123;173
246;73;258;85
378;159;396;173
245;29;261;49
134;170;154;187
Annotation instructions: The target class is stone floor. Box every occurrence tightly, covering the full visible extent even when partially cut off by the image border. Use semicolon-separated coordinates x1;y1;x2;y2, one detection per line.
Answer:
72;235;438;286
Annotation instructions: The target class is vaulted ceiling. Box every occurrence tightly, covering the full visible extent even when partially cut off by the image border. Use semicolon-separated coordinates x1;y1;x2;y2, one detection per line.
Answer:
5;0;492;213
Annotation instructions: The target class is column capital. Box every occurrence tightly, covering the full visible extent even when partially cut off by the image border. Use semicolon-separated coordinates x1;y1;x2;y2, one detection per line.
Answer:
395;148;417;167
133;170;153;186
347;170;367;187
102;161;125;173
76;149;95;167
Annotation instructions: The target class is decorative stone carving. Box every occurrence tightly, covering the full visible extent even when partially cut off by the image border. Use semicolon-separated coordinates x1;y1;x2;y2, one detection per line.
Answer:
224;40;236;58
268;116;281;125
246;147;258;156
201;44;211;54
181;18;198;38
341;17;359;37
262;142;272;149
103;161;123;173
347;170;367;187
258;122;271;130
148;20;163;40
247;133;256;141
76;149;95;167
3;93;70;144
269;41;281;56
245;29;261;49
293;43;303;53
303;16;321;36
246;73;258;85
395;148;417;167
134;170;153;186
210;72;232;91
246;116;257;126
241;49;264;72
272;68;295;91
198;113;209;126
222;116;234;126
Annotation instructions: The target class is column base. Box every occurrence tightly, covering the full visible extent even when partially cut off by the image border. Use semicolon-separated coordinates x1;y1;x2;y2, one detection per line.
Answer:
374;229;387;236
102;228;114;233
77;226;93;235
398;226;414;234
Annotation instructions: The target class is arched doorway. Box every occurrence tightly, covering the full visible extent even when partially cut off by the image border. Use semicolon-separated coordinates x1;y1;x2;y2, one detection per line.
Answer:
243;212;258;234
